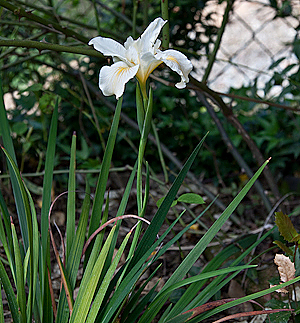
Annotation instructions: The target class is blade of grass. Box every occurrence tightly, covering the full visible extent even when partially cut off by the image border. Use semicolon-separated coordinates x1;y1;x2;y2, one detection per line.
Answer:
99;200;198;323
132;134;208;266
189;277;300;322
67;183;91;286
87;97;123;238
0;283;4;323
141;264;256;323
40;99;58;322
92;192;110;261
86;230;132;323
157;305;173;323
1;147;34;321
140;159;270;322
11;221;26;323
55;184;91;322
167;235;258;317
125;279;161;323
23;249;30;295
49;220;74;318
110;162;137;287
25;186;40;322
121;265;162;322
40;98;58;262
66;132;76;260
152;200;216;263
0;193;14;277
186;227;276;312
165;159;268;287
70;225;116;323
0;259;19;323
0;78;28;249
84;164;138;316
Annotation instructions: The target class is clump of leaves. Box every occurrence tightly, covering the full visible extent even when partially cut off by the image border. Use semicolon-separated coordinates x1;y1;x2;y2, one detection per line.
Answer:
274;211;300;261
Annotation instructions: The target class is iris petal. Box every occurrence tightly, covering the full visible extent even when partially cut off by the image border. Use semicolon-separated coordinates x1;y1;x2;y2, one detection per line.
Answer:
89;37;127;61
137;52;162;84
155;49;193;88
140;18;166;50
99;62;139;99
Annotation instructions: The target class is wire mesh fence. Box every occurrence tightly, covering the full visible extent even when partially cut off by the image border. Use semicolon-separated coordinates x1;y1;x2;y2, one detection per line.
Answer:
193;0;300;96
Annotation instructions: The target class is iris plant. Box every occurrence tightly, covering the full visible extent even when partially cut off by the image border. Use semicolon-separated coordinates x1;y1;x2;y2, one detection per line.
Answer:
89;17;193;251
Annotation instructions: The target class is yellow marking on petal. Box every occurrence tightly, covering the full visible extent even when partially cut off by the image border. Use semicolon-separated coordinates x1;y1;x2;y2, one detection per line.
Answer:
166;56;179;64
116;66;130;76
136;60;162;85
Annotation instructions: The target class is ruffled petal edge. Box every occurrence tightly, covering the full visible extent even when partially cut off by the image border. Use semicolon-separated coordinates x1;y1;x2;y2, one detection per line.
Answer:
155;49;193;88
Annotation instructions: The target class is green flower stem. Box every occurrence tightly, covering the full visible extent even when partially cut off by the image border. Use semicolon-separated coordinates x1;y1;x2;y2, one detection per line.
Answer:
132;0;139;38
137;138;147;216
136;89;151;216
161;0;169;49
140;82;148;103
0;39;103;58
130;87;153;258
128;146;146;259
142;0;149;27
151;121;169;183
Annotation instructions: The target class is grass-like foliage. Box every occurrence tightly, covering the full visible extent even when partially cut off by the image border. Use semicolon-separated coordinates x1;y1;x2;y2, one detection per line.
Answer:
0;2;299;322
1;78;299;322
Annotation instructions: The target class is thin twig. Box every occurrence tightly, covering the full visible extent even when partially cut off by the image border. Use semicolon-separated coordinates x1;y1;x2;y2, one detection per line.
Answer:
47;265;57;318
81;214;159;257
211;309;293;323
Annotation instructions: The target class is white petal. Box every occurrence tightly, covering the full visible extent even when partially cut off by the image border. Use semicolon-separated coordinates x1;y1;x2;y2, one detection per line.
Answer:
89;37;127;61
155;50;193;88
124;36;135;50
125;45;139;65
99;61;139;99
140;18;166;49
153;39;161;53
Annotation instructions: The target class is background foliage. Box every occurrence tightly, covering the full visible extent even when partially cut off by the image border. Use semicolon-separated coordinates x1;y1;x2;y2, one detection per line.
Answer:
1;0;299;192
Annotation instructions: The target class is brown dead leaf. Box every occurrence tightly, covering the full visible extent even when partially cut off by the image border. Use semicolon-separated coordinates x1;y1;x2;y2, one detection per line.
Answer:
271;253;295;294
274;254;295;282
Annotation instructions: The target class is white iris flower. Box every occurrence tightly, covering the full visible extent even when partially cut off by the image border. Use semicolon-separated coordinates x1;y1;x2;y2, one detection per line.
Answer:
88;17;193;99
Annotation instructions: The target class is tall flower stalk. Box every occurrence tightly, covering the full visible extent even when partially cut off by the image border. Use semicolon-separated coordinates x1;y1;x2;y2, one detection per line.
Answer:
89;17;193;218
